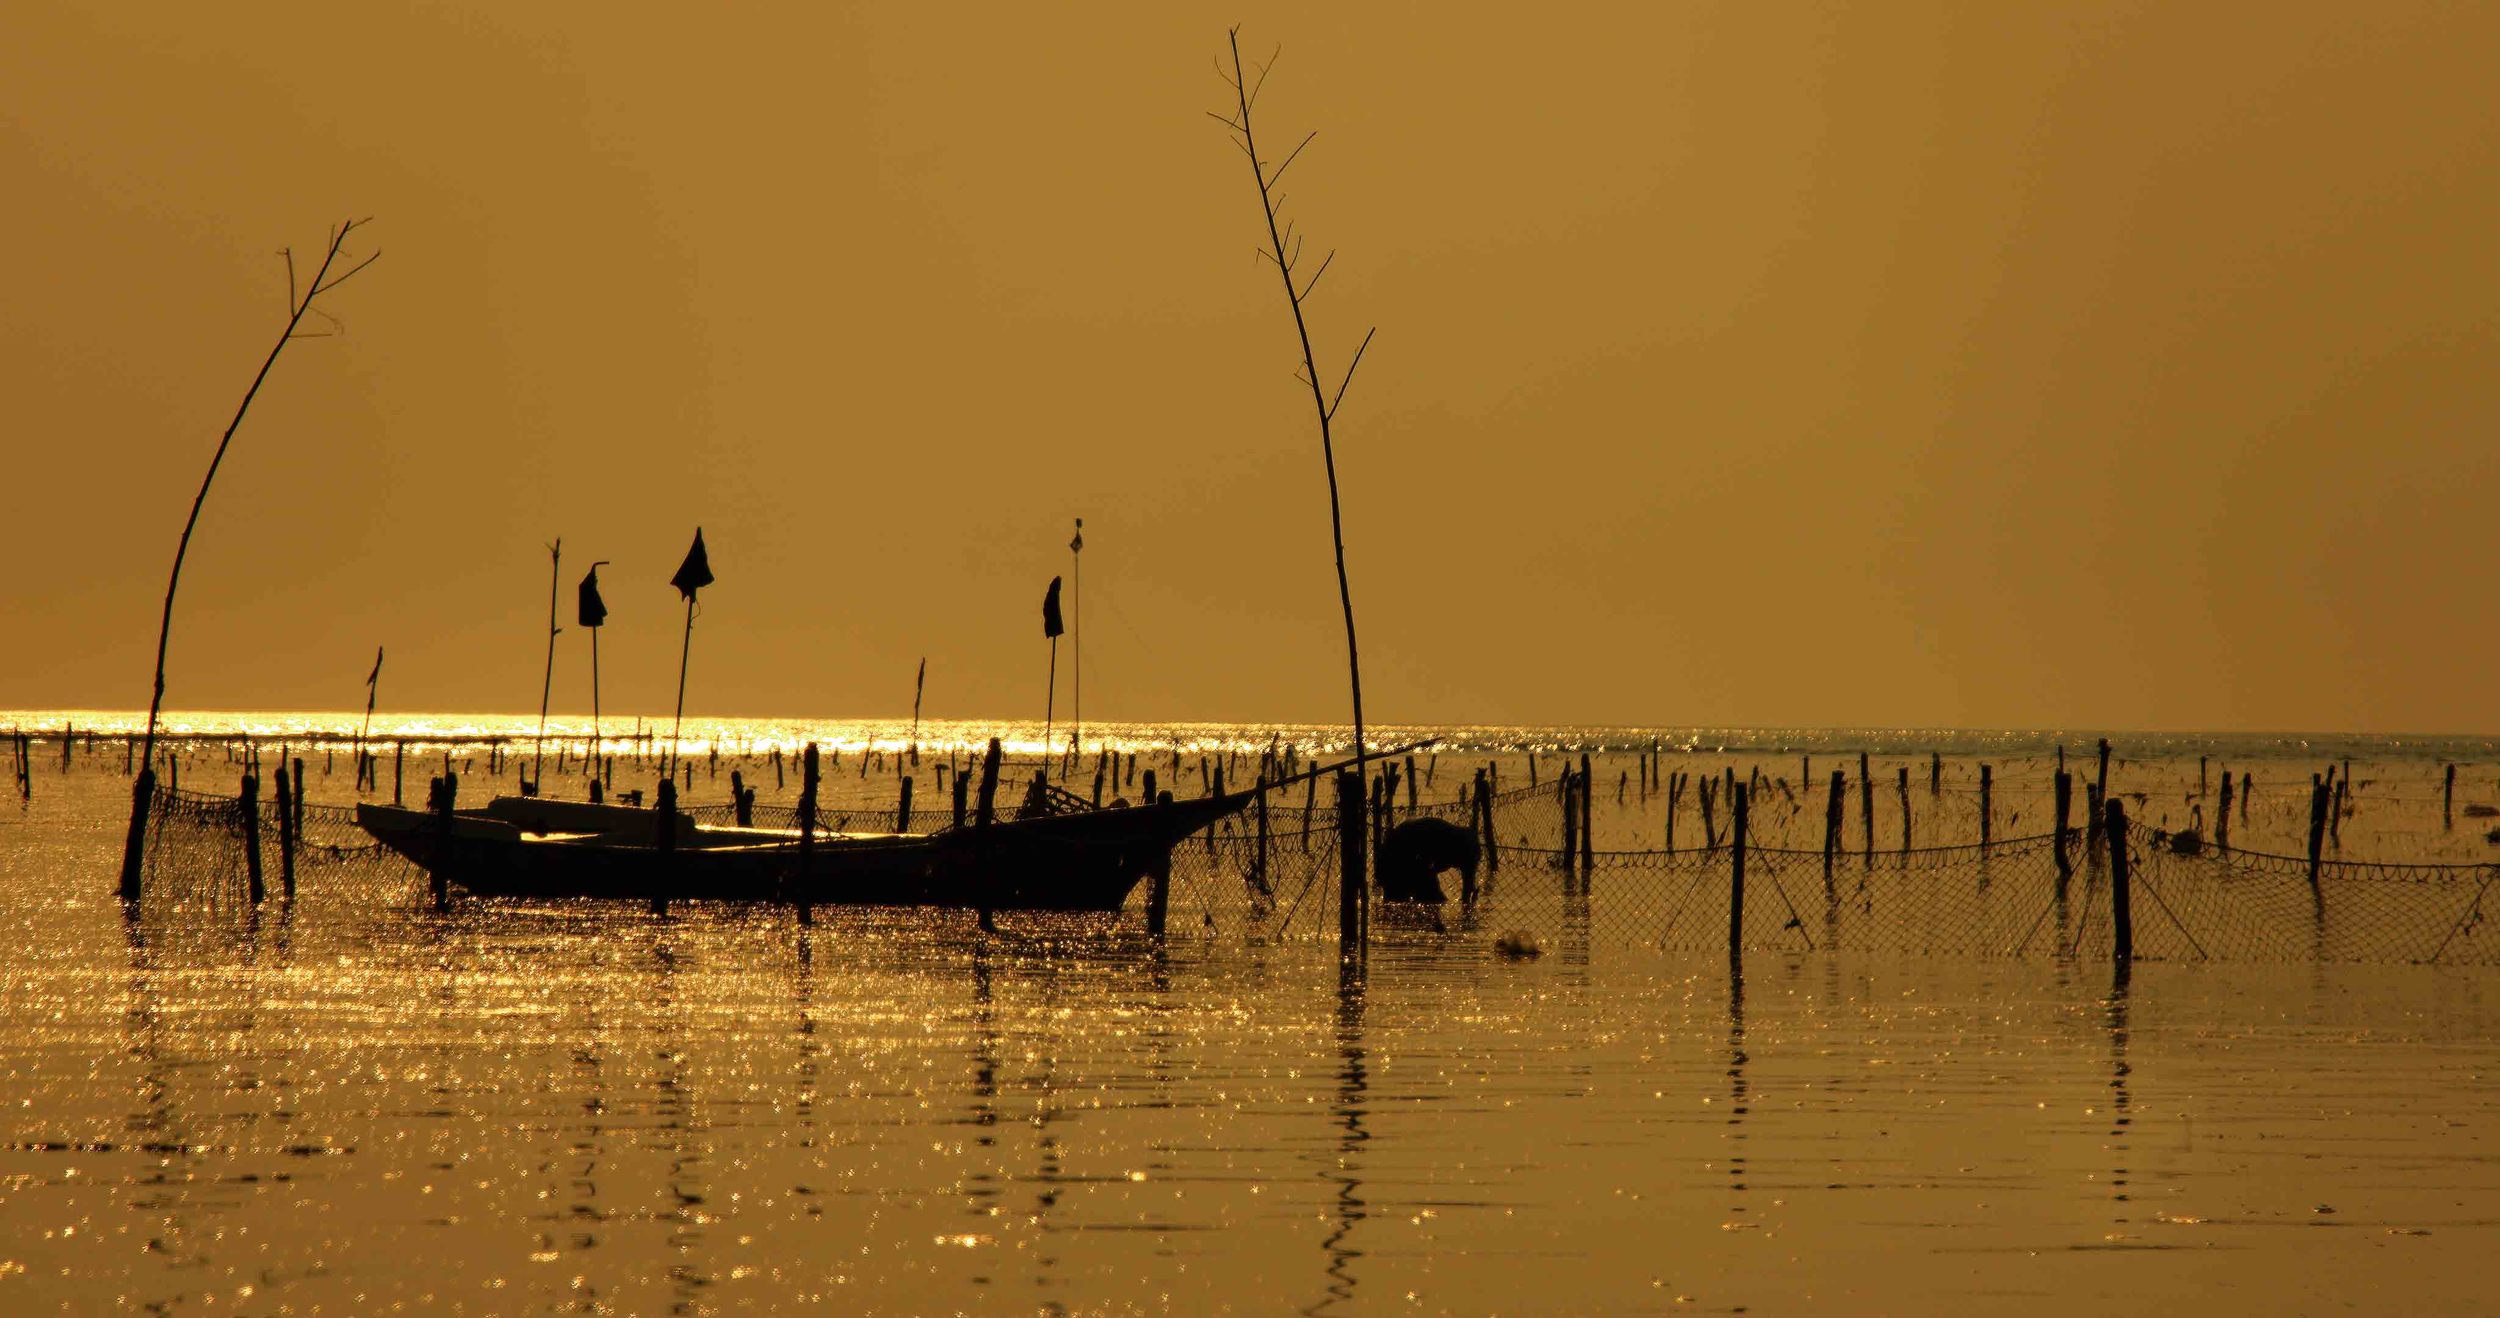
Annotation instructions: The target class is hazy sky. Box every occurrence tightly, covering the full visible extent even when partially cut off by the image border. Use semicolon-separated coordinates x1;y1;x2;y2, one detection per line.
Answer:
3;3;2494;732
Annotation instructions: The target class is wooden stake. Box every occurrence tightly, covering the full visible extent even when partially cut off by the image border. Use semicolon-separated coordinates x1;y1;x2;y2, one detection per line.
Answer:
242;771;265;905
1337;770;1367;963
1729;781;1749;963
2053;769;2073;892
2107;796;2132;963
1897;767;1911;853
274;762;297;901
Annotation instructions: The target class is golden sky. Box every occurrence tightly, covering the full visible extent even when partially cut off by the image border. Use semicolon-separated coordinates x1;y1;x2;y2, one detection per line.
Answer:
3;3;2494;732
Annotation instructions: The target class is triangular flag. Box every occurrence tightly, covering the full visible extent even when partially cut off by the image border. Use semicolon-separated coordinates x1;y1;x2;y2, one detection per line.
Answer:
1042;576;1064;639
366;647;384;689
671;529;714;600
578;565;608;629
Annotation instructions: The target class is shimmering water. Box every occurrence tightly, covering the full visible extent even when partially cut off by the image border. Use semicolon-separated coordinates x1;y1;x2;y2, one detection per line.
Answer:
4;717;2498;1313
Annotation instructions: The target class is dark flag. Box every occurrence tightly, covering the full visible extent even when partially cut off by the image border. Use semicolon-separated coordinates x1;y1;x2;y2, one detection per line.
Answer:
366;647;384;689
1042;576;1064;639
578;564;609;629
671;529;714;600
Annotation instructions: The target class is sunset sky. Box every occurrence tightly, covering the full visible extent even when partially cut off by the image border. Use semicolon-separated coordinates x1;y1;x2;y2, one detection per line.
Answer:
3;2;2493;732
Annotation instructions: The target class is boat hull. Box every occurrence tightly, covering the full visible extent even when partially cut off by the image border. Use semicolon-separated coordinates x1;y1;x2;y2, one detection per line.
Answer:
356;794;1244;912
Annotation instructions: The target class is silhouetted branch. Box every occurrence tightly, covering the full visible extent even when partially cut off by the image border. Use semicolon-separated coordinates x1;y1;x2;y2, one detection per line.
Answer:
1326;326;1376;421
1298;251;1336;301
1248;44;1280;110
313;248;382;298
1213;26;1372;761
1269;131;1318;188
130;217;380;799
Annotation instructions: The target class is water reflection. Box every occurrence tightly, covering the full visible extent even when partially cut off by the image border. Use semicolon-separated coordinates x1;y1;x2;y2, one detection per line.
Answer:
4;774;2496;1315
1311;966;1370;1316
2104;963;2132;1218
1725;964;1749;1223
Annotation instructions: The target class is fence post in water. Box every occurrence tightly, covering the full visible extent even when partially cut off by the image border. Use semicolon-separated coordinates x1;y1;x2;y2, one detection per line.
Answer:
896;775;913;833
2444;764;2456;830
1466;770;1486;901
1578;754;1595;883
2329;769;2346;846
118;767;155;902
394;740;406;807
1253;772;1272;898
1978;764;1993;845
2106;796;2132;963
1896;767;1911;853
794;743;819;926
430;772;455;913
274;763;297;901
1729;781;1749;963
1930;751;1941;796
2307;776;2329;889
2052;769;2074;892
1336;770;1367;963
1858;752;1873;860
730;771;750;826
2093;737;2111;828
2216;770;2233;851
1822;770;1843;895
1558;768;1577;869
233;770;264;904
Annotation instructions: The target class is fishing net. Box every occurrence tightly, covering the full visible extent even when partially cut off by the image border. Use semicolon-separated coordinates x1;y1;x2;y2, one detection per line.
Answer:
139;781;421;914
128;770;2500;965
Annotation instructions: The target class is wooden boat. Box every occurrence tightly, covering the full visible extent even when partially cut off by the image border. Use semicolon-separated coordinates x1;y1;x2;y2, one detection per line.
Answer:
354;787;1247;911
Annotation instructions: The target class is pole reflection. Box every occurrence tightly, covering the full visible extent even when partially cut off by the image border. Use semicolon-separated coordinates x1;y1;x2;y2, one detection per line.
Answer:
1309;962;1371;1316
2104;961;2133;1223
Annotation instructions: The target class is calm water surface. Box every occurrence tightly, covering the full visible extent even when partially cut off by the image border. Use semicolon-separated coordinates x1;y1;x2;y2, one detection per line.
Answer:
3;720;2497;1313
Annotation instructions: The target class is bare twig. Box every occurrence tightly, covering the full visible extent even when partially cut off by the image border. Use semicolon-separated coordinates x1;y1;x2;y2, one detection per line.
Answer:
1327;326;1376;421
1269;130;1318;188
1297;250;1336;301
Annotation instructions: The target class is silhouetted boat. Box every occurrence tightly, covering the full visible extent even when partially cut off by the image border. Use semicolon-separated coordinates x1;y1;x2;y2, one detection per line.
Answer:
354;789;1248;911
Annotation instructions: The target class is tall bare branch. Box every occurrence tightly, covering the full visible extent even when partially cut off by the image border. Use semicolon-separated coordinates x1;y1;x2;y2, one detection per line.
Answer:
1216;28;1373;763
119;218;380;899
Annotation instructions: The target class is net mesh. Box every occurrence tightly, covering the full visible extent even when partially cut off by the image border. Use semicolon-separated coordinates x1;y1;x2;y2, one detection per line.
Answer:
133;776;2500;964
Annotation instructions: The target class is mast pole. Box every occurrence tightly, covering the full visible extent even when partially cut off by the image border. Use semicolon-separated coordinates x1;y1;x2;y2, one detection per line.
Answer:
668;595;694;777
357;646;381;777
533;538;560;790
1071;518;1083;758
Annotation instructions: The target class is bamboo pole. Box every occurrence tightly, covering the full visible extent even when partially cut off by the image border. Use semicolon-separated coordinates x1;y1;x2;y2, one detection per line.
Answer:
118;219;378;900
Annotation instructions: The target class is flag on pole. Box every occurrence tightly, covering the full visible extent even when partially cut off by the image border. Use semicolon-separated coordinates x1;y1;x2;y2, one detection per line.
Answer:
1070;519;1083;554
1042;576;1064;639
366;647;384;689
671;529;714;599
578;564;608;628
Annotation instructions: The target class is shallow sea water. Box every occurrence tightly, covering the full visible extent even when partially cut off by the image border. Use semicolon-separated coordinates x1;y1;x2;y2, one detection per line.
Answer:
3;719;2498;1313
